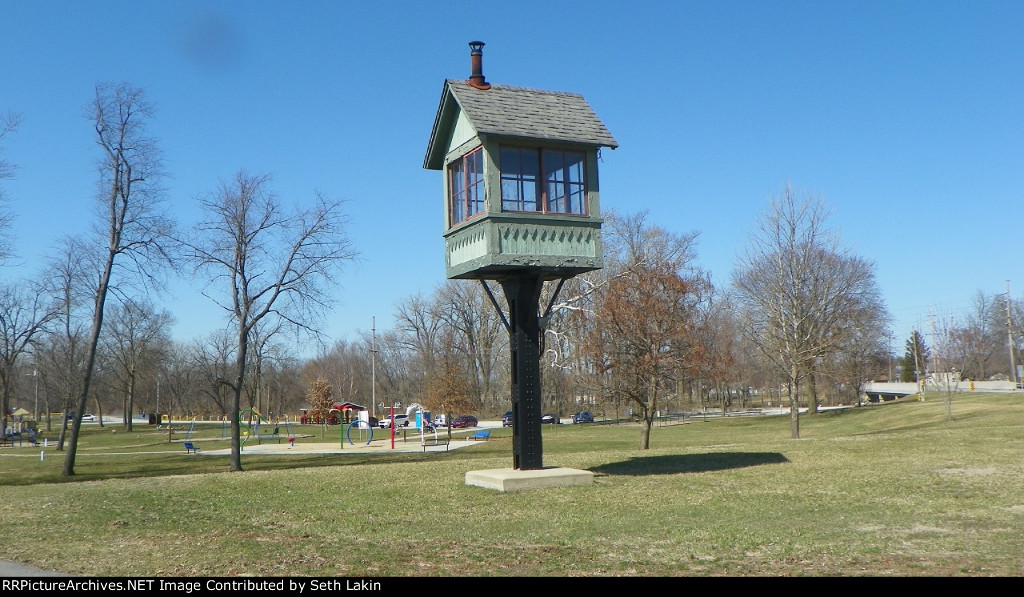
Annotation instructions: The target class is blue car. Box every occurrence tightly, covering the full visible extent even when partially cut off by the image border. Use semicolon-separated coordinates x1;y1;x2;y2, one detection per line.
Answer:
572;411;594;424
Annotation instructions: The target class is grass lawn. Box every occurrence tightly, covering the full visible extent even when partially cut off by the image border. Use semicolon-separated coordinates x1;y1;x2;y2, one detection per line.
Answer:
0;392;1021;577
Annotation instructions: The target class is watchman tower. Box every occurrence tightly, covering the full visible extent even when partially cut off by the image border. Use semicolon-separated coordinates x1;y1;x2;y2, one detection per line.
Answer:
424;42;617;471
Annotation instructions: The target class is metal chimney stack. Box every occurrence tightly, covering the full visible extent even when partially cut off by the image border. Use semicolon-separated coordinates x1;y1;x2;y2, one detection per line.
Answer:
467;41;490;90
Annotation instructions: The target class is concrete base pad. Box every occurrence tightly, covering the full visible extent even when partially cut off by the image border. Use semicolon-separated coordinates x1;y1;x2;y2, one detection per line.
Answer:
465;467;594;492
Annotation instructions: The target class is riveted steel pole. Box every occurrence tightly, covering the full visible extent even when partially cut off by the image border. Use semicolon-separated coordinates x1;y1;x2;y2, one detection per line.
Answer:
500;273;545;470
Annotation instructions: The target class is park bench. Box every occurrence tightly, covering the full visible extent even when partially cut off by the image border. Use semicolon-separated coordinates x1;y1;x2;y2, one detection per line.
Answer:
421;434;451;452
468;429;490;441
183;442;200;454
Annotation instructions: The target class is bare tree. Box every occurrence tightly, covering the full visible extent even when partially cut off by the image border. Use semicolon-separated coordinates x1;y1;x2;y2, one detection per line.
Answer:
185;170;356;472
832;309;889;406
0;280;59;434
0;112;19;262
732;185;885;439
62;83;174;476
244;318;285;417
304;338;374;415
930;314;969;421
436;281;506;410
393;291;445;376
102;299;173;431
191;331;237;416
38;240;94;439
953;291;999;381
368;328;418;413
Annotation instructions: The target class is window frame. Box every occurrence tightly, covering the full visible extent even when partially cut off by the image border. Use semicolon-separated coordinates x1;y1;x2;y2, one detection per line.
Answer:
500;146;588;217
448;146;486;226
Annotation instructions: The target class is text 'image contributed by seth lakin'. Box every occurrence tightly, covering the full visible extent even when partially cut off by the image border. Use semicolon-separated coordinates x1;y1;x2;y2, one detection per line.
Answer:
3;579;384;593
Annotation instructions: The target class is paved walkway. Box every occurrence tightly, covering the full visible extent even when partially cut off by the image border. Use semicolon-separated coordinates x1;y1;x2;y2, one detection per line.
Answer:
0;559;72;576
198;428;489;455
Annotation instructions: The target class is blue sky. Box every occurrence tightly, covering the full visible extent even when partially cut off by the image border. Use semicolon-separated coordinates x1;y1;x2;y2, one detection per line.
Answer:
2;0;1022;357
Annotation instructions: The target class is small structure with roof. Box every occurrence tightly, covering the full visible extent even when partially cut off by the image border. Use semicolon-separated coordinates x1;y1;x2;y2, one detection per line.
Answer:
424;42;616;477
424;43;618;281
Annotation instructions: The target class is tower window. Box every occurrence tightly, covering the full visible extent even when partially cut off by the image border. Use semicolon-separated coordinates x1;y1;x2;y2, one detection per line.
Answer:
500;147;586;215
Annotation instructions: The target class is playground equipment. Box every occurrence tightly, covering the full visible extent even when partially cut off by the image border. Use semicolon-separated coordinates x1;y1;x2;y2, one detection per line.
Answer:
239;408;294;448
395;403;447;449
403;403;433;430
345;420;374;446
338;408;378;446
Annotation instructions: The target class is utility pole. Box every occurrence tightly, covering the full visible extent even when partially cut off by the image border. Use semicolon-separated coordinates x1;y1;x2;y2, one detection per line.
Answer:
888;332;893;382
929;309;938;382
1008;281;1018;388
912;328;922;400
31;369;39;422
371;316;377;419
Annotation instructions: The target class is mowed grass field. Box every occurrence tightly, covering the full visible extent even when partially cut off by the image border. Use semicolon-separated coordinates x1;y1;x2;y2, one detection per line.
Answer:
1;392;1021;577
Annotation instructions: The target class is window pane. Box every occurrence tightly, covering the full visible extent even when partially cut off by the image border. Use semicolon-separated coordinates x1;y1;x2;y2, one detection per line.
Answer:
501;148;540;212
501;147;520;174
565;152;585;214
501;179;525;211
543;150;586;215
468;151;482;187
449;147;485;225
545;151;566;213
450;161;464;224
467;149;484;217
521;149;539;211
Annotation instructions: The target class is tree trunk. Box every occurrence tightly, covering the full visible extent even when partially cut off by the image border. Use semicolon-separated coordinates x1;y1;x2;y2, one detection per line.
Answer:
126;374;135;432
639;383;656;450
64;260;112;476
639;417;652;450
789;363;801;439
229;327;249;472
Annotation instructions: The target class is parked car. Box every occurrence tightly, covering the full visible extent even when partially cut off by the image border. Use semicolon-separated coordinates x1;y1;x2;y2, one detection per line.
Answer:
502;411;514;427
451;415;478;429
379;414;411;429
434;414;448;427
80;414;96;422
572;411;594;424
540;413;560;424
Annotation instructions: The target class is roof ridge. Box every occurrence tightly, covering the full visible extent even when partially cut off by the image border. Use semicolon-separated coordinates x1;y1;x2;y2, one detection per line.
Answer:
445;78;584;98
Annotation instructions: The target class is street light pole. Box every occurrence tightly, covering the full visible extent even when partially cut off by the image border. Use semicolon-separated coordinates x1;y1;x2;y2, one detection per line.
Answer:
27;369;39;422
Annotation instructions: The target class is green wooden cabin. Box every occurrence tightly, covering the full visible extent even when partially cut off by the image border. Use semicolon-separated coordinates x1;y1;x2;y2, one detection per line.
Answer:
423;42;618;282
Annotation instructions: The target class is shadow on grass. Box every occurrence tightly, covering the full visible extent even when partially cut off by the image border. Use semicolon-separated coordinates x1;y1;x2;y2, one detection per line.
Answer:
591;451;789;476
0;452;410;486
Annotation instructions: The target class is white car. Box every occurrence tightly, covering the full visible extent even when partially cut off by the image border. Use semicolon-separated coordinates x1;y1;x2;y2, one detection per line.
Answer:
80;414;96;422
379;414;411;429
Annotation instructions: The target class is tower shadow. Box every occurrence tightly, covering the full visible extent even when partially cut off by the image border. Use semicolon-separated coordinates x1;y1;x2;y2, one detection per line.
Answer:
591;452;789;476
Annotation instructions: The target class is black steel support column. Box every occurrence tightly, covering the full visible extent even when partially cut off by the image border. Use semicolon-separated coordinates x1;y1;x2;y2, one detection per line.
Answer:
500;273;545;470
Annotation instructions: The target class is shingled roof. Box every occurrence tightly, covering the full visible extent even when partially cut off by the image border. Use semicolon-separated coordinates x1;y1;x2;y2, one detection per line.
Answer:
424;79;618;170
